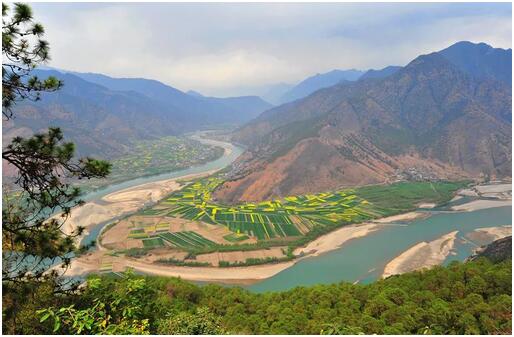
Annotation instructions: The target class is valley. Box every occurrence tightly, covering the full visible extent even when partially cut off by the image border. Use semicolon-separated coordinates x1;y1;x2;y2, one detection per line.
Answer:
3;3;512;334
76;135;225;192
54;134;510;288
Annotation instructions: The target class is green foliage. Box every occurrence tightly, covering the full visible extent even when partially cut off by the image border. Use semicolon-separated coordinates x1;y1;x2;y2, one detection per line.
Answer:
23;258;511;335
218;256;293;267
155;258;211;267
37;272;151;334
3;128;111;282
2;5;111;333
157;307;226;335
79;136;225;191
2;3;63;118
355;181;469;215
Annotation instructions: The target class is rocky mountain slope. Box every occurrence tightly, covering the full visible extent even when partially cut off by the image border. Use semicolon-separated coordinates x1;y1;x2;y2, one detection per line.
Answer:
215;43;511;202
469;236;512;263
438;41;512;85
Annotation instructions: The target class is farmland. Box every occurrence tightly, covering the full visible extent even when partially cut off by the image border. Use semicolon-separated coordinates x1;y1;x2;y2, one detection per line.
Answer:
104;178;467;265
77;136;224;191
158;231;217;250
154;178;466;241
156;178;373;240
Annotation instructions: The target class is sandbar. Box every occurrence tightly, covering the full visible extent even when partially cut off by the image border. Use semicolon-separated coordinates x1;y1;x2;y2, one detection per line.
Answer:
382;231;458;278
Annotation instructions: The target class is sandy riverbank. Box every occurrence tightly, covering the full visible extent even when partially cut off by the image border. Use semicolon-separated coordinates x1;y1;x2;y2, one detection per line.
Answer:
294;223;380;257
372;211;426;223
474;226;512;241
125;259;295;285
59;181;511;284
382;231;458;278
58;170;217;241
451;199;512;212
293;212;426;257
63;211;428;282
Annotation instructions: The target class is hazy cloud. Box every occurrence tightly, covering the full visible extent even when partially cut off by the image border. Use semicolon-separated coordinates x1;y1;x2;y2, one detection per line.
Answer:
30;2;511;96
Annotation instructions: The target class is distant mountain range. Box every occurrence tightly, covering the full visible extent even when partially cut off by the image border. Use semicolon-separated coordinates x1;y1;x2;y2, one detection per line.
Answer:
278;69;364;104
359;66;402;80
215;41;512;202
3;70;272;158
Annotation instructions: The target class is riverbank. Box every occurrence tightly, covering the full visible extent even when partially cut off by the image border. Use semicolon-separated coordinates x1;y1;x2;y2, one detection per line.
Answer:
382;231;458;278
451;199;512;211
61;210;430;283
58;169;511;286
468;225;512;243
294;211;426;257
58;170;217;244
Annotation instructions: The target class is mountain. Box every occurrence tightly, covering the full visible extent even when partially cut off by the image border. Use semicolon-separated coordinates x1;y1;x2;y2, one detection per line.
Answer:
186;90;204;97
360;66;402;80
215;49;511;202
259;83;294;105
199;96;273;122
278;69;364;104
4;70;272;158
3;70;187;158
438;41;512;85
72;71;272;124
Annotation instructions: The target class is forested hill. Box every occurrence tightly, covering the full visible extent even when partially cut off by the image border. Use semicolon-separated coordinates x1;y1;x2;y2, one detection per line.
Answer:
5;257;511;334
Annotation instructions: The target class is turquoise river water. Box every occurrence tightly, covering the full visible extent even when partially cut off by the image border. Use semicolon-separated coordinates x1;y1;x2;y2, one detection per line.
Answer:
248;206;511;292
77;134;511;293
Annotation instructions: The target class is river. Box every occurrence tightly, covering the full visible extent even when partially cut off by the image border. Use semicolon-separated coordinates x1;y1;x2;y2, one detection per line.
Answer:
75;134;511;293
248;205;511;292
78;133;244;247
79;132;244;204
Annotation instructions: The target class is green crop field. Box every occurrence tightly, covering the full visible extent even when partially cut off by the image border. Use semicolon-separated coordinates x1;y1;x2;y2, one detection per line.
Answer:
223;233;250;242
160;178;383;240
130;177;467;244
142;237;165;248
159;178;468;241
128;228;148;239
158;231;217;250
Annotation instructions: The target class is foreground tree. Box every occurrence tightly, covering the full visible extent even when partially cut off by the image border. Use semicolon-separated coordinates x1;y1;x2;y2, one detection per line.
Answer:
2;3;110;333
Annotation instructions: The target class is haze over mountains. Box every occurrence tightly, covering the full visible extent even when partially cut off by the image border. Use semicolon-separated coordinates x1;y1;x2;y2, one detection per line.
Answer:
278;69;364;104
214;41;512;202
3;70;272;158
3;41;511;198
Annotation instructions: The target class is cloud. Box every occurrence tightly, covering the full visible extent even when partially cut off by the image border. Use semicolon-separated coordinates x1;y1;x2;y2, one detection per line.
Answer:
30;2;511;96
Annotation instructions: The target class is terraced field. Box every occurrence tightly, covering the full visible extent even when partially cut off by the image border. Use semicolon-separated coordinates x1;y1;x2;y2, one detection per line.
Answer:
160;178;382;240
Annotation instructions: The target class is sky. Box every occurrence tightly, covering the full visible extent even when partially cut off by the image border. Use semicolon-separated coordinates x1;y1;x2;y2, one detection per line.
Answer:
28;2;512;97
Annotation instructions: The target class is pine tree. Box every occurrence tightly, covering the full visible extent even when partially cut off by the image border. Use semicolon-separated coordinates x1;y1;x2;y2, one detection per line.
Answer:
2;3;110;332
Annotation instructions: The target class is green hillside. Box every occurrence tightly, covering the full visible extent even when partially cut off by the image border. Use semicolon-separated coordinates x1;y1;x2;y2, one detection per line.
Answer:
5;258;510;334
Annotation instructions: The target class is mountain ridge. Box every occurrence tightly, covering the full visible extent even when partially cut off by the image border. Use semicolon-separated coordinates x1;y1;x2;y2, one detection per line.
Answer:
215;44;511;202
3;69;272;159
278;69;364;104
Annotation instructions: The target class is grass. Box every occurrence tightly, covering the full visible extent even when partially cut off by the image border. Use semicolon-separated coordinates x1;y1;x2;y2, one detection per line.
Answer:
128;229;148;239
